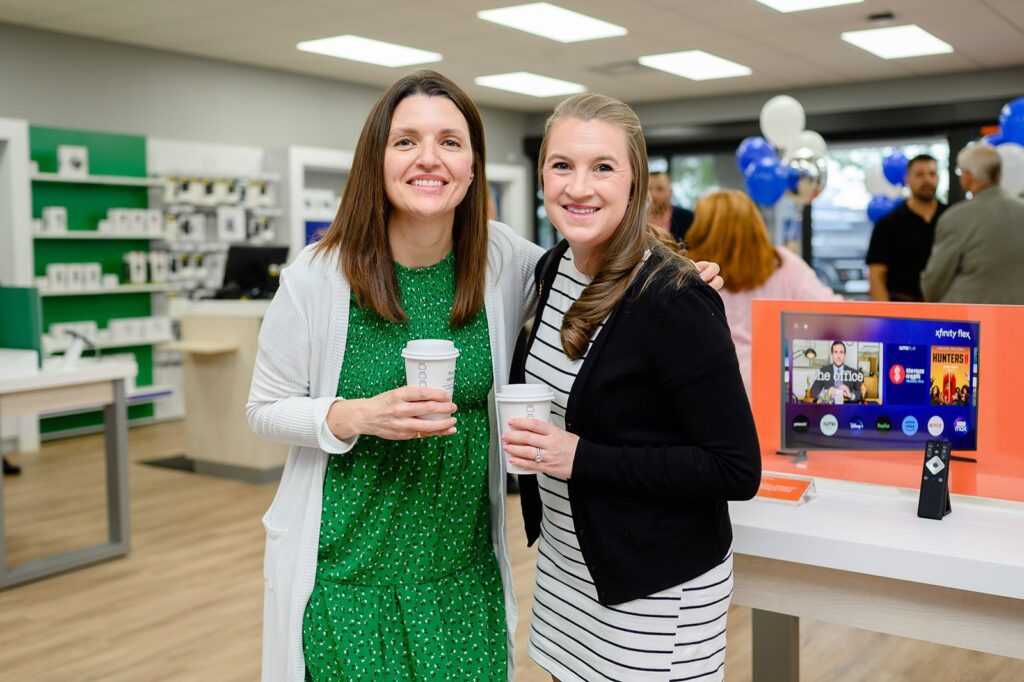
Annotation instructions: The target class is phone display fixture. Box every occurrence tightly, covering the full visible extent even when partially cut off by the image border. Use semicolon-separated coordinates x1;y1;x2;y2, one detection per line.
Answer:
918;439;952;520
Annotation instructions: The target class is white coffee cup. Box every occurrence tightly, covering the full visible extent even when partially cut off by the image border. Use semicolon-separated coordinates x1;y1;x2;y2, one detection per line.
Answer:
495;383;555;475
402;339;459;420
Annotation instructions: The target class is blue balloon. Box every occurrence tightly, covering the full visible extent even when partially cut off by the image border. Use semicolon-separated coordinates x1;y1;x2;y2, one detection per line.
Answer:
736;136;776;172
882;152;908;186
867;195;901;223
745;157;787;206
998;97;1024;144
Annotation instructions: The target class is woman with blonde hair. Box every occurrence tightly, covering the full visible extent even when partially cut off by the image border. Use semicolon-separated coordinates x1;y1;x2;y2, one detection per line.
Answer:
503;94;760;681
686;189;839;397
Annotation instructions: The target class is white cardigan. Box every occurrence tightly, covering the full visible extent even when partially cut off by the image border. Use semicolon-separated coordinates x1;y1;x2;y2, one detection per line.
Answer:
247;221;542;682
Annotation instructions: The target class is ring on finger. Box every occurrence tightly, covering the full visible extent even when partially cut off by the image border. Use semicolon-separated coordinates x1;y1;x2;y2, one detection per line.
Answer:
535;447;543;463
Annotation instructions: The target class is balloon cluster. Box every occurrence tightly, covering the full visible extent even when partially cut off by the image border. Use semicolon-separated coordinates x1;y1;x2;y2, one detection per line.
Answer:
864;151;906;222
979;97;1024;196
736;95;828;206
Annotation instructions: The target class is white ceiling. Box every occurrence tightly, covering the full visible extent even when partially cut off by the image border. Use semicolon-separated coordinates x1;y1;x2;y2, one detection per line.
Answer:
1;0;1022;112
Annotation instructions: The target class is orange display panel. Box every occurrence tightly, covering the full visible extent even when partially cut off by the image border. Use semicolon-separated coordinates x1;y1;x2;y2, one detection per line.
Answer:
750;300;1024;503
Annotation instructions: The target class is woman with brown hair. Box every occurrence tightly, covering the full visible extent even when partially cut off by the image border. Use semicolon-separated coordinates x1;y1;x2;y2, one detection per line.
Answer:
247;70;541;681
686;189;839;397
503;94;760;681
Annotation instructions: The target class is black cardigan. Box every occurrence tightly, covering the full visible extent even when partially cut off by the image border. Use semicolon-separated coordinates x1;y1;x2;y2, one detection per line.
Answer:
513;241;761;605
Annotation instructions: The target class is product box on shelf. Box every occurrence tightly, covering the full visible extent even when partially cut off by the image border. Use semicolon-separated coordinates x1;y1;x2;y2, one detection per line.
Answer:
146;209;163;236
109;208;131;234
148;251;169;283
42;206;68;233
217;206;246;243
129;209;147;235
123;251;148;284
46;263;69;291
83;263;102;289
57;145;89;177
66;264;86;291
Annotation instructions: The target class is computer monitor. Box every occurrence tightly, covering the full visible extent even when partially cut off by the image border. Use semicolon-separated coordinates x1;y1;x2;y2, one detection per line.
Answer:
782;312;980;451
220;245;289;299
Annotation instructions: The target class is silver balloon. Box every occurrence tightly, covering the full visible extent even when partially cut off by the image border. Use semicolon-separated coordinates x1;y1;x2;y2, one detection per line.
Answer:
782;147;827;204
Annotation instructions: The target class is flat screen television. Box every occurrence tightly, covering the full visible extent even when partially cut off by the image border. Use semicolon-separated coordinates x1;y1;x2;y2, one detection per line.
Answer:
781;312;980;452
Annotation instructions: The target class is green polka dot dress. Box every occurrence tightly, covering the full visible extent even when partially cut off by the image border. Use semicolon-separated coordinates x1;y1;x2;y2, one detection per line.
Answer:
303;251;506;681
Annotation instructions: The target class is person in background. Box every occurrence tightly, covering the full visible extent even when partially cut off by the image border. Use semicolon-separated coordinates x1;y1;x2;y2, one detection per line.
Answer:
686;188;840;397
922;143;1024;304
503;93;760;682
866;154;946;301
648;170;694;243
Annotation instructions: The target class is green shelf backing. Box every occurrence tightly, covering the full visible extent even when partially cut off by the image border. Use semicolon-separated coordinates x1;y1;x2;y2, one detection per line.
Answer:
34;239;151;280
31;183;149;232
30;126;156;436
29;127;146;177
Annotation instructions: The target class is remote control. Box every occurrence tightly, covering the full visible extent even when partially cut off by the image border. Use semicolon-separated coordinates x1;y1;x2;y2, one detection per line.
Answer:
918;439;952;520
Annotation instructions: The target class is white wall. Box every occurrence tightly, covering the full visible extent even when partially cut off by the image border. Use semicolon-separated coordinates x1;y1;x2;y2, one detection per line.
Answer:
0;23;532;168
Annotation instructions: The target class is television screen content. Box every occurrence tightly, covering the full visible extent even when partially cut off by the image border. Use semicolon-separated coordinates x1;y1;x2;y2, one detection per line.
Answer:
782;313;980;451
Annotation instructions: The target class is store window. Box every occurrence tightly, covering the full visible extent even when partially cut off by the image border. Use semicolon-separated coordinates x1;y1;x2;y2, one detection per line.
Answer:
810;139;949;295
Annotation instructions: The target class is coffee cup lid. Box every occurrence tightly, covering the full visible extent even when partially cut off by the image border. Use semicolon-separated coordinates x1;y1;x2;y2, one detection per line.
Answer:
496;383;554;402
401;339;460;360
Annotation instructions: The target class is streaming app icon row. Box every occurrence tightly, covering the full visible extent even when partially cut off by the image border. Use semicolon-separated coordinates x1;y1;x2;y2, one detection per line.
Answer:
792;414;968;437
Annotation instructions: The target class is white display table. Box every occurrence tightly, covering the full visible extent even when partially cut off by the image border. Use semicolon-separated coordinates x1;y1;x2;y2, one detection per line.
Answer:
730;477;1024;680
0;358;137;588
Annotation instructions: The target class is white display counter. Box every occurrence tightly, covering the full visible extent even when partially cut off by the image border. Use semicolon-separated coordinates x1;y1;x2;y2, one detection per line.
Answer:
730;476;1024;680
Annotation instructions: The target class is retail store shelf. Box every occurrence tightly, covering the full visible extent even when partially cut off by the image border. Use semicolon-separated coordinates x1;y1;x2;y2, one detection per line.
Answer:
39;284;170;297
31;171;163;187
45;334;175;354
32;231;162;240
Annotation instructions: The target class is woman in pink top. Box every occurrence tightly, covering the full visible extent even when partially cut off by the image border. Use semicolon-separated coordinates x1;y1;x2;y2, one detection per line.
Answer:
686;189;840;397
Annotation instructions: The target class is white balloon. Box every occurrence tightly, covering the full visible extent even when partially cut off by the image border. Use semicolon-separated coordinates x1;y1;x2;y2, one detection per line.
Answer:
792;130;827;157
997;142;1024;196
760;95;806;149
864;163;901;197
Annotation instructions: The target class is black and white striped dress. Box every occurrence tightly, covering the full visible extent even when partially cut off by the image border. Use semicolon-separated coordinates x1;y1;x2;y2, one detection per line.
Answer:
525;251;733;682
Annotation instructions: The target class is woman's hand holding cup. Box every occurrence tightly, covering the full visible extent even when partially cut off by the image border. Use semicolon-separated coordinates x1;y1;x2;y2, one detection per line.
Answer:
327;386;457;441
502;419;579;479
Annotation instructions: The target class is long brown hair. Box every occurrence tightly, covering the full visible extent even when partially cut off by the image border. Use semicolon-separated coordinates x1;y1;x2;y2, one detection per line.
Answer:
538;93;695;360
314;70;489;327
685;189;780;292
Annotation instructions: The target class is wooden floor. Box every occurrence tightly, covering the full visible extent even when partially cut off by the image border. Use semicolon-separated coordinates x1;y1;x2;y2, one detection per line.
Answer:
1;421;1022;681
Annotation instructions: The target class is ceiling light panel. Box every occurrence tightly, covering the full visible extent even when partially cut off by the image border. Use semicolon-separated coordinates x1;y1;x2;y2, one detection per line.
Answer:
841;24;954;59
754;0;863;12
296;35;441;67
474;72;586;98
477;3;627;43
639;50;752;81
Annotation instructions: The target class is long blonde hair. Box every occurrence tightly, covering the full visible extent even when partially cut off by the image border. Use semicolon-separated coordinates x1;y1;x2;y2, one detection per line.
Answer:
685;189;780;292
538;93;694;360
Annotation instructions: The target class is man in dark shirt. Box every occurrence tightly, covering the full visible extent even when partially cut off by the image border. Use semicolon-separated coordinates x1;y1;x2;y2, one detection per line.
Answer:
866;154;947;301
648;171;694;243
